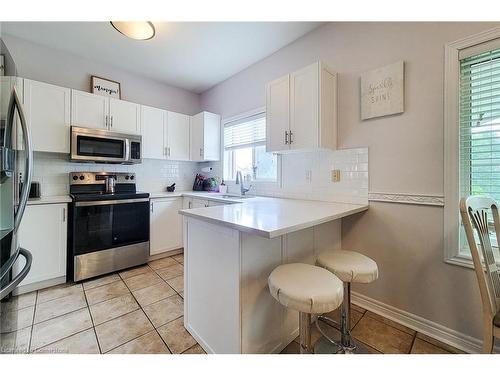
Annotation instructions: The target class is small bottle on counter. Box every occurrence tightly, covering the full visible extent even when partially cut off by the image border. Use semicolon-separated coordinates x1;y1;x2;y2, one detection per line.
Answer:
219;179;227;194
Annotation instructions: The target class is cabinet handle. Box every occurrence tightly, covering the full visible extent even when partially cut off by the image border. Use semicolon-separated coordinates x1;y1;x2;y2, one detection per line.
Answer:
105;115;108;128
167;147;171;157
110;115;113;128
62;208;66;222
200;148;203;157
151;201;154;213
289;131;293;144
188;201;192;209
284;130;289;144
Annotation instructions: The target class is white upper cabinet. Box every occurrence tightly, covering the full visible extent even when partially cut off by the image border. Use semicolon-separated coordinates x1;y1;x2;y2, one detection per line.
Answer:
141;105;167;159
266;61;337;153
190;111;221;161
167;111;190;161
72;90;140;134
109;98;141;134
290;63;319;150
71;89;109;130
266;75;290;152
24;79;71;153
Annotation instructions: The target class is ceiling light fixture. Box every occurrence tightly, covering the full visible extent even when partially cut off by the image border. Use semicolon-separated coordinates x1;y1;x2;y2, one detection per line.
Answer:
110;21;155;40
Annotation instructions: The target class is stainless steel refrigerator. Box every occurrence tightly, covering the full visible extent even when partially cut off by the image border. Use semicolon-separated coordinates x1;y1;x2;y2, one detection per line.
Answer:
0;29;34;344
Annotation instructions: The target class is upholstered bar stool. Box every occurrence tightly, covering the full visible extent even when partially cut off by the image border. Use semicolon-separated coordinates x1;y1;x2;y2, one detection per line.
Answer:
268;263;344;354
316;250;378;353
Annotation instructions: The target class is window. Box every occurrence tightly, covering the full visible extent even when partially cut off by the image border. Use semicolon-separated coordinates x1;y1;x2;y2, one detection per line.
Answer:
459;46;500;258
223;111;278;181
444;29;500;268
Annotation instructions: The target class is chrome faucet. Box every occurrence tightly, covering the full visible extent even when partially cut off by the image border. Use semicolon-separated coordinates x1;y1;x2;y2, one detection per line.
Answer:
235;171;251;196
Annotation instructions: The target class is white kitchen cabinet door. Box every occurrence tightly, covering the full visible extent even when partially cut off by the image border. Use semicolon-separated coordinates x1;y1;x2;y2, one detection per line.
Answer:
266;75;290;152
166;111;190;161
14;204;67;287
289;63;319;150
190;111;221;161
191;198;209;208
109;98;141;134
71;89;109;129
150;198;183;255
190;112;204;161
141;105;166;159
23;79;71;153
265;61;337;153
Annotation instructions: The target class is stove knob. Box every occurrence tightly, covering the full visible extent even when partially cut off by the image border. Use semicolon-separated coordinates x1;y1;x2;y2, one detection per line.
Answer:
72;175;78;181
130;175;135;180
125;175;129;180
79;175;85;181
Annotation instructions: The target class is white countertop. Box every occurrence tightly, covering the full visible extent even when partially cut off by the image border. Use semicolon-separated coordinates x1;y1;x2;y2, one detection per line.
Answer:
28;195;72;205
179;196;368;238
27;191;245;206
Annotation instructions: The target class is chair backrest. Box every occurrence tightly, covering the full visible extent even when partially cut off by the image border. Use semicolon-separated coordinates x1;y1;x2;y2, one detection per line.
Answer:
460;196;500;320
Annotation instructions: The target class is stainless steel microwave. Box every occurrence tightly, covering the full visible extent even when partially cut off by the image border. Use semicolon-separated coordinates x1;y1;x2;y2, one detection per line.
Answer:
70;126;142;164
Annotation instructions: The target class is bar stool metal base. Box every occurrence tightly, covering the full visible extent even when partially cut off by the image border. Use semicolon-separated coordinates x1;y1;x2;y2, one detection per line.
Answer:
315;282;373;354
315;317;372;354
299;312;312;354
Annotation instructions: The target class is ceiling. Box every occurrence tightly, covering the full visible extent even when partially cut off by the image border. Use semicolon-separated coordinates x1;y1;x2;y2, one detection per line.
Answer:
2;22;323;93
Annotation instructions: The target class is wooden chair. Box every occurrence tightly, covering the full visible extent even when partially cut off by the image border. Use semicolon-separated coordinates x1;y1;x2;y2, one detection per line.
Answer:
460;196;500;353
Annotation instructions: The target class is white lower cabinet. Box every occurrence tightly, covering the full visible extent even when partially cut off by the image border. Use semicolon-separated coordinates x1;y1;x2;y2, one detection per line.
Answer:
14;203;67;292
150;198;183;256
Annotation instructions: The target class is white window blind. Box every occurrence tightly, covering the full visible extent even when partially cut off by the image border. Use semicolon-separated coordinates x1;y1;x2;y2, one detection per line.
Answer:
224;113;266;151
460;47;500;202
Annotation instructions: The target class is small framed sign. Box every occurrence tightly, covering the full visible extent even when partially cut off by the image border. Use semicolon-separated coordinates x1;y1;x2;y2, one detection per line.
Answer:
91;75;121;99
360;61;404;120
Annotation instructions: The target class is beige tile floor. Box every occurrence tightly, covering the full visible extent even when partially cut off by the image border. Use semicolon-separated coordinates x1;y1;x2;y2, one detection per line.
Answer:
1;252;463;354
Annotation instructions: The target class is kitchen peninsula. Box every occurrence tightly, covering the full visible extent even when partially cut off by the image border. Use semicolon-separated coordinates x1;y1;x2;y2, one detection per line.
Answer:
179;197;368;354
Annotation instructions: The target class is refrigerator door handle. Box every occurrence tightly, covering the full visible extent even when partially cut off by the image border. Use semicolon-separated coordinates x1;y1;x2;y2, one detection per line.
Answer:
0;248;32;300
8;86;33;234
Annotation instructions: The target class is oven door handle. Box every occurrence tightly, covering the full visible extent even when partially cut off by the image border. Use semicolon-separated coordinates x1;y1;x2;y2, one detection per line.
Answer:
74;198;150;207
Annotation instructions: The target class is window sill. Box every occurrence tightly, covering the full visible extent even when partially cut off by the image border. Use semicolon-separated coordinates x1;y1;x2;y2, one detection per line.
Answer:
444;254;475;270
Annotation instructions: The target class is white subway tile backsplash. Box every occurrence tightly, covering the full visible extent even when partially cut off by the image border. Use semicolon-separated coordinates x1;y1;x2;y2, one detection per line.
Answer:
203;147;369;205
32;152;200;197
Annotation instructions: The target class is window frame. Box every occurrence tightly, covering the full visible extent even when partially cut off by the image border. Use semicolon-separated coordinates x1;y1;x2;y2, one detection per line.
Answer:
221;107;280;183
444;27;500;269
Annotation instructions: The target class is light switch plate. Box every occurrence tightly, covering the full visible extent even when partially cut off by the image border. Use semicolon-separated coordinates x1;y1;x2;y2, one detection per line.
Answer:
331;170;341;182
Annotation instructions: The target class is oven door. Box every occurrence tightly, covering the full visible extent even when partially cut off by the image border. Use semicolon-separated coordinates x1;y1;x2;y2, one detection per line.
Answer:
71;128;128;163
72;198;149;256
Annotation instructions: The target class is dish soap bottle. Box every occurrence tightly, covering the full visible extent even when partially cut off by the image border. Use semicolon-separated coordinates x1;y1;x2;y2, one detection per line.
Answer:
219;179;227;194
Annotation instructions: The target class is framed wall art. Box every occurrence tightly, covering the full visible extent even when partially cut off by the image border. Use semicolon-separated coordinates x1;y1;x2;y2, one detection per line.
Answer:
360;60;404;120
91;75;121;99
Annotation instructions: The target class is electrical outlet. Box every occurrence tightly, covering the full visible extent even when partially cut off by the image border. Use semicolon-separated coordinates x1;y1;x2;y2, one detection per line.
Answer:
331;170;340;182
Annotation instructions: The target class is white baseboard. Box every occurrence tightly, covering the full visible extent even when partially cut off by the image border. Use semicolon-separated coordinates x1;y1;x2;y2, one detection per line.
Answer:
351;291;487;354
13;276;66;296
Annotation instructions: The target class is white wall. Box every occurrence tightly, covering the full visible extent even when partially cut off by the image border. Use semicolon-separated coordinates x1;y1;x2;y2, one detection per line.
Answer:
200;22;500;343
1;34;204;195
2;34;201;115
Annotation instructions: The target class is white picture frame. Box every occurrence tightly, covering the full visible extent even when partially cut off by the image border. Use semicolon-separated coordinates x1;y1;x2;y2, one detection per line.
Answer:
91;75;121;99
360;60;404;120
